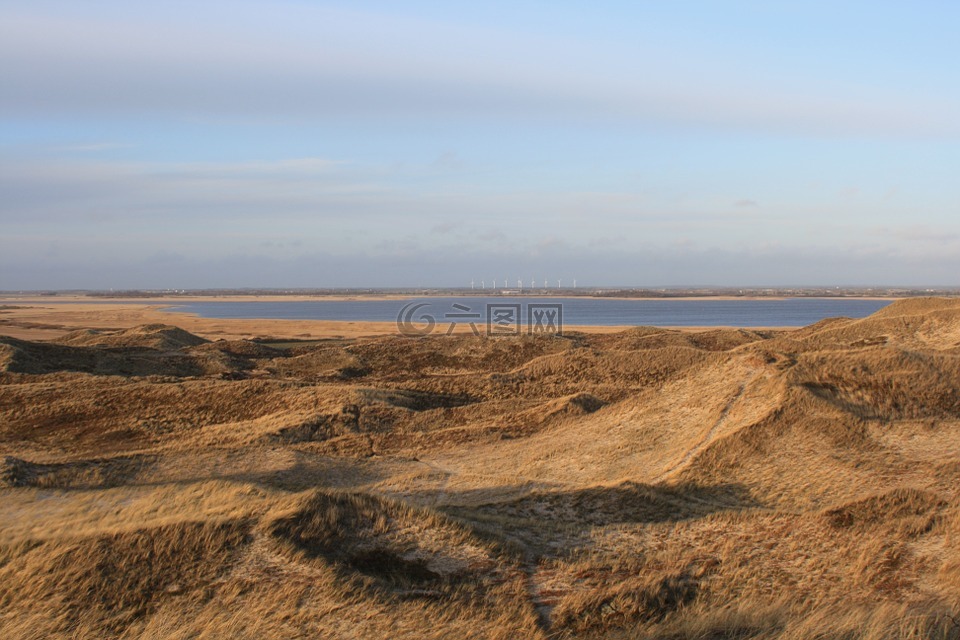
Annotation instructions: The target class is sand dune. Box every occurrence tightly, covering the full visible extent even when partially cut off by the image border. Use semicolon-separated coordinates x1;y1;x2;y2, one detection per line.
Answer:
2;298;960;638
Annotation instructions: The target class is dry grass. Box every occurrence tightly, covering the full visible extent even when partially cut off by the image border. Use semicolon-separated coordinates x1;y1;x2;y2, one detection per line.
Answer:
3;298;960;638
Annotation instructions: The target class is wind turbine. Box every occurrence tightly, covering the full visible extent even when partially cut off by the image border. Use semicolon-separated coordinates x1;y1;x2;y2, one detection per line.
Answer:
471;279;475;290
517;278;523;290
558;279;562;288
573;279;576;289
530;278;535;289
481;280;485;289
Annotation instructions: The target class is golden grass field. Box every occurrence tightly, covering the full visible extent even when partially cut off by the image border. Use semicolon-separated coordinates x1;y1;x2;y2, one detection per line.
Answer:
3;297;960;638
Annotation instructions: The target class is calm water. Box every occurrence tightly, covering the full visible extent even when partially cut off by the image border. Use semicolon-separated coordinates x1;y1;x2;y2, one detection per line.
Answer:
164;297;891;328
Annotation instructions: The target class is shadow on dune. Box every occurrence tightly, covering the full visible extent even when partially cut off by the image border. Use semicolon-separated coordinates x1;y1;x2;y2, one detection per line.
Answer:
0;454;156;489
451;480;757;523
434;481;760;553
0;337;215;377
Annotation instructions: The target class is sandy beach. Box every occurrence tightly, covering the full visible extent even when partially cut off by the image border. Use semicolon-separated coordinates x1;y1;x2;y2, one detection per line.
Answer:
0;295;806;341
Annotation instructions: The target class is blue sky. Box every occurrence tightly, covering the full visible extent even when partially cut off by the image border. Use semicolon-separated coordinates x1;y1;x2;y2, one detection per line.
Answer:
2;0;959;288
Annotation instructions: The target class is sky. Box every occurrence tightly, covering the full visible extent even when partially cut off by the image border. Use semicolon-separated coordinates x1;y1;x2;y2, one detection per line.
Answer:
2;0;959;289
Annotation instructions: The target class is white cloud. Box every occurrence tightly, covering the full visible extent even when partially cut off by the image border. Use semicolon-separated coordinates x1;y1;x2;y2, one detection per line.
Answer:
6;239;960;290
0;4;955;136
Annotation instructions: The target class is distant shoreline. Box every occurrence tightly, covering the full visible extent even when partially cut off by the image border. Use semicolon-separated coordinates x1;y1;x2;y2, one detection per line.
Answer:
0;293;899;342
0;293;908;304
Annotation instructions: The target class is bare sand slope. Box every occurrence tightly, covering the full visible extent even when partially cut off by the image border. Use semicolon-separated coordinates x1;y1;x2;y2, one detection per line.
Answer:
2;298;960;638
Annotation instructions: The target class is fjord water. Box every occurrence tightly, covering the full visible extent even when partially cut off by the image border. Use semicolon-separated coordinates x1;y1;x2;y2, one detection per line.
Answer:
166;297;891;327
